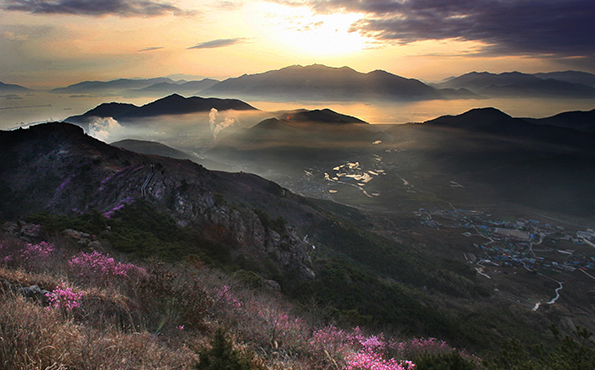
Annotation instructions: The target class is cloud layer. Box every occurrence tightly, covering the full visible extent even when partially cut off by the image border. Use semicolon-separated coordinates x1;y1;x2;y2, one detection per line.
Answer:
276;0;595;58
0;0;190;17
187;38;246;49
137;46;163;52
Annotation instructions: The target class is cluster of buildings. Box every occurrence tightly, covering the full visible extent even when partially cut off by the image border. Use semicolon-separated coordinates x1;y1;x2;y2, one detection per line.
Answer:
415;207;595;274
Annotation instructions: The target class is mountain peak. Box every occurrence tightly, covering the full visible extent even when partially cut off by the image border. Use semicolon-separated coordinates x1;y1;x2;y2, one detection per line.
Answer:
65;94;256;125
204;64;439;101
277;108;367;124
462;107;511;118
424;107;513;129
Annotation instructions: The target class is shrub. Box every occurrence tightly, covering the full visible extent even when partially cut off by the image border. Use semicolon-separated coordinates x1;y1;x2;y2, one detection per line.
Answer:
0;239;57;272
195;328;265;370
414;351;478;370
46;283;83;312
136;262;212;333
309;326;417;370
68;250;147;287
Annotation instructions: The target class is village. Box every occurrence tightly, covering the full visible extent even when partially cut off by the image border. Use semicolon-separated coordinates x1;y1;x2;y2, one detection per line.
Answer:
414;207;595;276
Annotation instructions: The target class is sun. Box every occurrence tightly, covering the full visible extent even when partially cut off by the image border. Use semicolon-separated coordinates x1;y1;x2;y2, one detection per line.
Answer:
244;2;368;57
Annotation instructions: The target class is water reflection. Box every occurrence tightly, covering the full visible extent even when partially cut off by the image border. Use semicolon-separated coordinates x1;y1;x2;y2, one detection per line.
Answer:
250;98;595;124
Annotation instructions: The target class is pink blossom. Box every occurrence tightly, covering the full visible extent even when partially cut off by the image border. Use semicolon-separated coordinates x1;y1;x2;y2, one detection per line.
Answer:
46;284;82;311
68;251;147;285
216;285;243;308
346;349;414;370
20;241;55;261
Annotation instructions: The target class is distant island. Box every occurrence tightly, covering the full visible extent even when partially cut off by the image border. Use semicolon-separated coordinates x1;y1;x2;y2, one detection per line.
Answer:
65;93;257;127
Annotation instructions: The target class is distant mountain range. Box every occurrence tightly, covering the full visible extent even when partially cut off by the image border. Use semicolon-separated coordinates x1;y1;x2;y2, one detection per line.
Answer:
41;65;595;101
423;107;594;149
0;81;30;93
202;104;595;216
50;77;176;95
201;64;476;101
130;79;219;96
65;94;257;125
533;71;595;87
435;71;595;98
49;77;220;97
525;109;595;134
382;107;595;216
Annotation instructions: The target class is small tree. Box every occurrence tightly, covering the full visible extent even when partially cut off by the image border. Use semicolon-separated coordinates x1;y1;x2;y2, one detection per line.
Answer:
195;328;263;370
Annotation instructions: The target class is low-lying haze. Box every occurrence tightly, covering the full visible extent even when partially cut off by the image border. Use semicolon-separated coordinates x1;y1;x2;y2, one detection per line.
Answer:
2;90;594;131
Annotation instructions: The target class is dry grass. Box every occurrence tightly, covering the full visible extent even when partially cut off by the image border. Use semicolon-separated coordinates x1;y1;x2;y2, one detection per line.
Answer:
0;266;62;291
0;234;318;369
1;232;452;370
0;292;198;369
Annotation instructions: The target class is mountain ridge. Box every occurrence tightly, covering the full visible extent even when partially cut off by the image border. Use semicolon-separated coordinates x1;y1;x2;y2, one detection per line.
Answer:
202;64;449;101
0;81;30;93
435;71;595;98
34;65;595;101
0;122;316;280
65;93;257;125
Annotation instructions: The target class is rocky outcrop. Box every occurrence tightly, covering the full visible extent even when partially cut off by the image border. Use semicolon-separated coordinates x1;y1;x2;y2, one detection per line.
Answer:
63;229;102;250
2;221;43;243
0;123;315;281
0;278;52;306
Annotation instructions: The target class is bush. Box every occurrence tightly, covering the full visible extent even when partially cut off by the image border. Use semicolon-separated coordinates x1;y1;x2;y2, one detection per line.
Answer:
195;328;265;370
414;351;478;370
137;262;212;333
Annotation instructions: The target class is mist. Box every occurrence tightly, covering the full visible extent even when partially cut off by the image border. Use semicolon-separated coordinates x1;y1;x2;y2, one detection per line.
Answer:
3;90;595;131
80;109;268;152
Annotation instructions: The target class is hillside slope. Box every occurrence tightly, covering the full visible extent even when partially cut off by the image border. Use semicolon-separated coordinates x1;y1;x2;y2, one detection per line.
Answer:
0;123;314;280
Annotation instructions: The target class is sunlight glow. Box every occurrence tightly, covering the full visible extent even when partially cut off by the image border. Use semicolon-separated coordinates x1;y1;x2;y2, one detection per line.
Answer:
244;2;368;57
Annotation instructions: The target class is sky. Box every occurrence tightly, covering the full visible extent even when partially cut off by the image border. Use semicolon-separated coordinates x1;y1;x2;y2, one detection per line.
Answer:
1;0;594;87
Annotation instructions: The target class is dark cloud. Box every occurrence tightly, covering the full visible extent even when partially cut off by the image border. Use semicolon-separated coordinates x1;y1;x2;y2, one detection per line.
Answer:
0;0;193;17
277;0;595;58
138;46;163;52
187;38;246;49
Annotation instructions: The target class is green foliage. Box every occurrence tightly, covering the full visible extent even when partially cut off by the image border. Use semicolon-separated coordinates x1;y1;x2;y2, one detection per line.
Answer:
292;258;462;340
27;210;107;236
253;208;286;234
195;328;264;370
26;201;231;264
546;327;595;370
484;327;595;370
484;337;543;370
311;217;487;299
414;351;478;370
234;270;264;289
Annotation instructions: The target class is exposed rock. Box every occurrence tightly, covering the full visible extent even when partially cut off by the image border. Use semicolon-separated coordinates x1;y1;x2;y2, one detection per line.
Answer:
2;221;42;242
263;279;281;292
63;229;102;250
18;284;52;305
0;280;52;306
0;122;316;281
